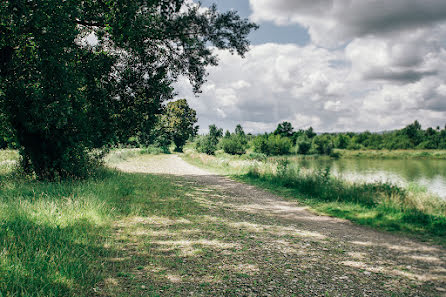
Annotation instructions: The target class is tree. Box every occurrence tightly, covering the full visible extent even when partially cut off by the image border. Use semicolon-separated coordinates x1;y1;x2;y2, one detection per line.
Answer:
305;127;317;139
235;124;245;137
163;99;197;152
196;124;223;155
220;124;248;155
0;0;257;179
274;121;294;138
296;136;311;155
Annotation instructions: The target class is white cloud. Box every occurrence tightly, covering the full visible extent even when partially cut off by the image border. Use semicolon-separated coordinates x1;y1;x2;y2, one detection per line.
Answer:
175;1;446;133
176;42;446;133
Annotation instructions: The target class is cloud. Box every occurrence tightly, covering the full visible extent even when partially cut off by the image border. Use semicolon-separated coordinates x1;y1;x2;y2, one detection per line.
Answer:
249;0;446;46
249;0;446;85
175;1;446;133
176;42;446;133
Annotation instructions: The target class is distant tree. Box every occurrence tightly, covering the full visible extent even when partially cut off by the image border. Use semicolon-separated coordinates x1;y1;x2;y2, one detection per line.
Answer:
403;120;423;146
235;124;246;137
335;134;350;149
253;134;292;156
296;136;311;155
220;124;248;155
274;121;294;138
163;99;197;152
196;124;223;155
305;127;317;139
224;130;231;138
311;135;334;155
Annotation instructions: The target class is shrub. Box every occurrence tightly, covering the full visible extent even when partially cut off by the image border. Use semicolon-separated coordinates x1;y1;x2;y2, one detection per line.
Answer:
310;135;333;155
219;135;247;155
295;136;311;155
196;135;217;155
253;134;292;156
196;125;223;155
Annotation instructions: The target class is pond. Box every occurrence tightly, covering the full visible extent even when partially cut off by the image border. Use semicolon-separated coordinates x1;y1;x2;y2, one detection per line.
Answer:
291;158;446;199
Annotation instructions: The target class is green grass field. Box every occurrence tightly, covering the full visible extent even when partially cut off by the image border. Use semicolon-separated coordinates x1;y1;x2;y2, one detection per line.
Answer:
0;150;202;296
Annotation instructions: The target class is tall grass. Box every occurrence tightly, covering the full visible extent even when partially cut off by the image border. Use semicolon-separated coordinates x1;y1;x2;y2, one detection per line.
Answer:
246;160;446;237
0;150;199;296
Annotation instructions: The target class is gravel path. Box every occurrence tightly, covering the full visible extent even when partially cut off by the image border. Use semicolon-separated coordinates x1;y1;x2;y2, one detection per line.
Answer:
112;154;446;296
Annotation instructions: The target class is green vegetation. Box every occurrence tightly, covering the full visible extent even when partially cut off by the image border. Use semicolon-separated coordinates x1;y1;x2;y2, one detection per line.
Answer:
183;149;446;244
252;134;293;156
1;1;257;179
0;151;204;296
219;125;248;155
196;124;223;155
162;99;198;152
193;120;446;159
338;149;446;160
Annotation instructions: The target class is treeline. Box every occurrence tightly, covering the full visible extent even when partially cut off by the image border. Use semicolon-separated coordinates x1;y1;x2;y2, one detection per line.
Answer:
194;120;446;157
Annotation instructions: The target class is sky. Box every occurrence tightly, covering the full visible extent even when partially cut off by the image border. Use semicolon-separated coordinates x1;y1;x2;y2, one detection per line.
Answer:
175;0;446;134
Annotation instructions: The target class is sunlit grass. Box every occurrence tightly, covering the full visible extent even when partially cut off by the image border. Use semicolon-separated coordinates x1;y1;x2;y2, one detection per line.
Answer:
0;150;203;296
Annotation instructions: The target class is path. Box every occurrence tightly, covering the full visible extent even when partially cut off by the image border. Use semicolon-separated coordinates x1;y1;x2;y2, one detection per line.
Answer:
108;154;446;296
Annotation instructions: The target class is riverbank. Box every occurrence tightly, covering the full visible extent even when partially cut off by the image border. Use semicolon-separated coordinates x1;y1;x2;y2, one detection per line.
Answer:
182;149;446;245
337;149;446;159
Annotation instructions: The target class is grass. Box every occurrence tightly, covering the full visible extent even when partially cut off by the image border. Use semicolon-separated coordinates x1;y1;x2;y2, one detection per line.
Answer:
182;149;446;245
0;150;203;296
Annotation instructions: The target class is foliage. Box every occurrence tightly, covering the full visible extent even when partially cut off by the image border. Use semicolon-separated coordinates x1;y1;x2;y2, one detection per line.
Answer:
163;99;198;152
219;124;248;155
295;135;312;155
252;134;292;156
0;0;257;179
196;124;223;155
310;135;334;155
274;121;294;138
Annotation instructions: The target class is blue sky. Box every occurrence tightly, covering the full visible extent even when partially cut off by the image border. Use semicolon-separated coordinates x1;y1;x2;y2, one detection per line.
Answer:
177;0;446;133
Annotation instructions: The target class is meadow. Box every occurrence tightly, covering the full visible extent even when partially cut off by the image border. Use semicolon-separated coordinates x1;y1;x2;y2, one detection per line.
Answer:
0;150;200;296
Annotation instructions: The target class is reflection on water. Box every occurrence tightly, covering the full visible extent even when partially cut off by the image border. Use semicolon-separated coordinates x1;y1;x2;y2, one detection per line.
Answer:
292;158;446;199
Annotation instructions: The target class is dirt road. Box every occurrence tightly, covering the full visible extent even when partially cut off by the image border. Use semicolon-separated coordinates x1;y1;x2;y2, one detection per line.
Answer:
109;154;446;296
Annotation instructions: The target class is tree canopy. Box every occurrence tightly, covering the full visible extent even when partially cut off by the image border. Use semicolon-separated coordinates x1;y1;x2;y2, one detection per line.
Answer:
0;0;257;179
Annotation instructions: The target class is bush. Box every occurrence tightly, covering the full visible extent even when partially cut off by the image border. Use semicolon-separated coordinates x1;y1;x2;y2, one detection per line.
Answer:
195;125;223;155
253;134;292;156
246;152;267;161
219;137;246;155
196;135;217;155
295;136;311;155
310;135;333;155
219;134;247;155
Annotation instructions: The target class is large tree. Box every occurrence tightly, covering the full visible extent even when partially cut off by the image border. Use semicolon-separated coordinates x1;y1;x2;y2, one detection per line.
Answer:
0;0;257;179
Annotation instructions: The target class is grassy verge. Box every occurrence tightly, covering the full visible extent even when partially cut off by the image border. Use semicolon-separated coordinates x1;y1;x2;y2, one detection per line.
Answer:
0;151;201;296
182;150;446;245
337;149;446;159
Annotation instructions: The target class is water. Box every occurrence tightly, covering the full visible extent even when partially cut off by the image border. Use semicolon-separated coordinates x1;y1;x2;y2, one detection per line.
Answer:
291;158;446;199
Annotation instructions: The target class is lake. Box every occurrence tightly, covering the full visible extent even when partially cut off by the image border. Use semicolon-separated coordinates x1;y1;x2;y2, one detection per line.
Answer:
290;158;446;199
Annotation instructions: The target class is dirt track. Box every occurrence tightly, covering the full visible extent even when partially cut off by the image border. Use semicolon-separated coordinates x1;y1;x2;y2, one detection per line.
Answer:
111;154;446;296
